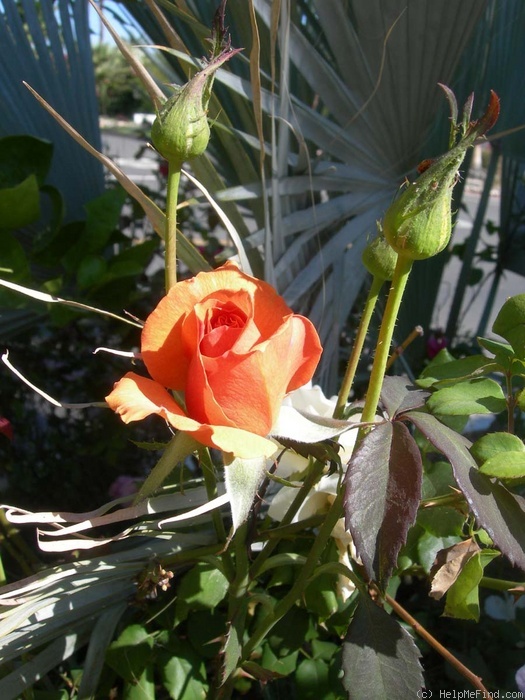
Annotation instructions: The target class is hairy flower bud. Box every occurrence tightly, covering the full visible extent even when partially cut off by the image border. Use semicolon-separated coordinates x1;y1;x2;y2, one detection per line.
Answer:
362;232;398;281
151;47;241;167
383;89;500;261
151;83;210;165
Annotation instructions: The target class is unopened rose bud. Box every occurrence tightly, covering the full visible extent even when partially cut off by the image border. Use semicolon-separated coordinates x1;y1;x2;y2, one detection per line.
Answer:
151;47;241;167
383;89;499;261
383;155;457;260
362;232;398;281
151;82;211;166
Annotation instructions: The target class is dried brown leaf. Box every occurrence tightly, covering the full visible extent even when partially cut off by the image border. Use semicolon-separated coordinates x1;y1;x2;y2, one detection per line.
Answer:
429;538;480;599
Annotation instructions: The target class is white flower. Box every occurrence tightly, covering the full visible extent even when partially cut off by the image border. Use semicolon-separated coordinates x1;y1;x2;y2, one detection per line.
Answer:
275;382;361;478
516;664;525;694
267;383;362;601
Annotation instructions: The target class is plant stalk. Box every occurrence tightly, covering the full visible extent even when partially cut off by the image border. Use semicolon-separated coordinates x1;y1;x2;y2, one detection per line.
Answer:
383;590;490;694
199;449;235;581
334;275;384;418
249;459;326;579
242;490;344;661
165;163;182;291
361;255;413;424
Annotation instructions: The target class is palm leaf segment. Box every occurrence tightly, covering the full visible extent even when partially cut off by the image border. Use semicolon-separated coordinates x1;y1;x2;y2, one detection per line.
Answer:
121;0;486;387
0;0;104;220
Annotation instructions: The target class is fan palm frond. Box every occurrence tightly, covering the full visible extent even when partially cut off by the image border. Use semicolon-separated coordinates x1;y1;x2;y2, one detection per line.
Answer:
0;0;104;220
118;0;487;388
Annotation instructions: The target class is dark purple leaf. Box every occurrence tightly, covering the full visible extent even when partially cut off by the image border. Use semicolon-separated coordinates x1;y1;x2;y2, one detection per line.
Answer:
406;411;525;571
342;594;424;700
380;376;429;418
344;422;422;587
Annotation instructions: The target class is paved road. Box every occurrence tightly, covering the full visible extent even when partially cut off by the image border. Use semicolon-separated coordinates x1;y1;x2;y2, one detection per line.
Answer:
432;187;523;340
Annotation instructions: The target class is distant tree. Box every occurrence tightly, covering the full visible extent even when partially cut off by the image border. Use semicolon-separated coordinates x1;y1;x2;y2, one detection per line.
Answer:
92;43;152;117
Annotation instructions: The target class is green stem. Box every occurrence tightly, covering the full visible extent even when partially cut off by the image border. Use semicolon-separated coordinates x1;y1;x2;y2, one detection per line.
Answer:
161;542;224;567
334;275;384;418
249;459;326;579
216;524;251;697
165;163;182;291
480;576;525;591
506;372;516;434
361;255;413;424
199;449;235;581
242;490;344;662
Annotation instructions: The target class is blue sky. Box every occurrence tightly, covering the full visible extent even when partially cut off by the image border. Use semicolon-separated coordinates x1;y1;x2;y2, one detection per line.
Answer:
88;1;141;45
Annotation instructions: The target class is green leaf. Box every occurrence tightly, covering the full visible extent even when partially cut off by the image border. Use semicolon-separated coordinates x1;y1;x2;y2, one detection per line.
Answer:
268;606;311;657
0;135;53;188
105;624;154;683
222;614;244;685
479;452;525;480
187;609;226;659
492;293;525;358
106;238;157;278
84;186;128;252
406;411;525;570
260;644;299;677
62;187;127;270
417;532;463;574
123;665;155;700
0;174;40;230
160;638;208;700
296;657;342;700
175;562;229;623
224;454;267;531
0;231;30;281
426;378;506;415
344;421;422;588
421;460;456;498
517;388;525;412
471;431;525;464
417;353;494;388
342;594;424;699
304;570;339;620
417;507;466;538
444;550;500;621
76;253;108;289
477;336;516;371
311;639;340;662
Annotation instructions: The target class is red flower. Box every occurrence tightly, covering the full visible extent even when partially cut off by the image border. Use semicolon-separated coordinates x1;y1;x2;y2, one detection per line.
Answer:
106;262;322;458
0;417;13;441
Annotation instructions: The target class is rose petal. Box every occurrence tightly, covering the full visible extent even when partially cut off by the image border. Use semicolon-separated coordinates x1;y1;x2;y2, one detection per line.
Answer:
142;262;300;389
186;314;321;436
106;372;277;459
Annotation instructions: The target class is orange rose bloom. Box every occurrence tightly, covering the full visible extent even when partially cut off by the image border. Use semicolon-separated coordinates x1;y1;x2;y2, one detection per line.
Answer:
106;262;322;458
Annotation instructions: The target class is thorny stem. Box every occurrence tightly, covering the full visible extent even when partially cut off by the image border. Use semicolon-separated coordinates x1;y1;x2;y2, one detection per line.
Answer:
361;255;413;425
215;523;251;698
382;589;491;695
242;490;344;662
199;449;235;582
334;275;384;418
249;459;326;579
505;372;516;434
165;163;182;291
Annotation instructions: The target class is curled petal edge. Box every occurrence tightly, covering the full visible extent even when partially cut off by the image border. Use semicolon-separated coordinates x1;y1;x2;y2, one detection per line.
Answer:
106;372;278;459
